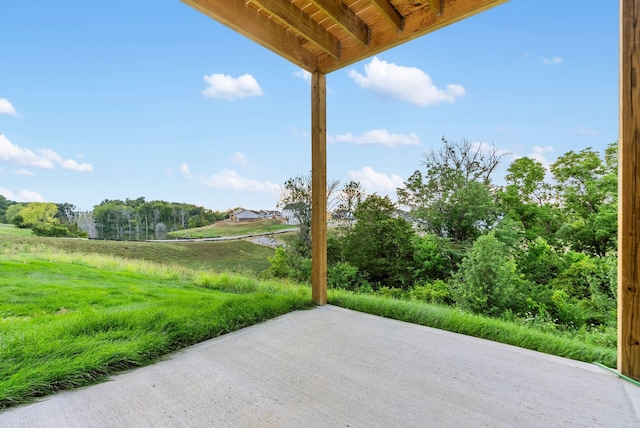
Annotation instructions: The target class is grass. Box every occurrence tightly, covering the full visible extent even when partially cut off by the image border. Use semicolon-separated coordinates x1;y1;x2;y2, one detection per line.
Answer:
0;242;312;409
0;234;274;275
0;225;619;409
328;289;617;368
168;218;297;239
0;224;32;237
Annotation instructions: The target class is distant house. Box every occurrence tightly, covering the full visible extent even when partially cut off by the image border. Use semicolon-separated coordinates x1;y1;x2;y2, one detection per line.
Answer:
258;210;281;219
281;203;306;225
232;209;260;222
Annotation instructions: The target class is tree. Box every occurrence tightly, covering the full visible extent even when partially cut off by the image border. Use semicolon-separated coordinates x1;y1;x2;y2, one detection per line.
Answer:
336;181;365;233
451;232;524;316
499;157;561;242
397;137;504;245
344;195;417;289
5;203;24;225
16;202;70;236
278;173;339;253
0;195;15;223
550;143;617;257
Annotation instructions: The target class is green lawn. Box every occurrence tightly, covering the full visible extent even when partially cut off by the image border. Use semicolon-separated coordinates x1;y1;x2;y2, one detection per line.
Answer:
168;218;297;239
0;224;32;237
0;224;618;410
0;245;312;409
0;234;274;275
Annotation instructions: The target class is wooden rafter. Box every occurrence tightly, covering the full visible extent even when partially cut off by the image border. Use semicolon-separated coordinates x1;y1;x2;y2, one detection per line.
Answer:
318;0;509;73
369;0;404;32
182;0;317;70
183;0;508;74
428;0;443;16
252;0;341;58
307;0;370;47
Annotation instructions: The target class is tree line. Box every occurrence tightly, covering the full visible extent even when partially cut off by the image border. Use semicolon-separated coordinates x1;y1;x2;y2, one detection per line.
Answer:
267;138;618;336
1;196;228;240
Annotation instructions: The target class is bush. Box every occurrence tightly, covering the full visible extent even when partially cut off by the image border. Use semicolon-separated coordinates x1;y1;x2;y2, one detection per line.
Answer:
264;247;290;278
328;262;368;291
451;233;524;316
409;280;452;305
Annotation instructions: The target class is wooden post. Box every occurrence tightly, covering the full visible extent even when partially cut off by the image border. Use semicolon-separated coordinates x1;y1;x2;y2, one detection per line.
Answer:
311;71;328;305
619;0;640;380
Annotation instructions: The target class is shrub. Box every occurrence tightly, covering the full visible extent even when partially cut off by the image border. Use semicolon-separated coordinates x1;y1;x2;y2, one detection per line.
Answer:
409;280;452;305
451;233;523;316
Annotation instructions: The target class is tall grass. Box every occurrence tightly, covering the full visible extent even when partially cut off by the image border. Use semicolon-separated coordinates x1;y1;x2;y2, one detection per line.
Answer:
328;290;616;368
0;244;312;409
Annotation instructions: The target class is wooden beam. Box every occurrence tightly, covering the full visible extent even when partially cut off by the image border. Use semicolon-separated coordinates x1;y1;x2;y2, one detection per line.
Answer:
428;0;443;16
318;0;509;73
252;0;341;58
311;71;328;305
308;0;370;47
619;0;640;381
182;0;317;71
369;0;404;32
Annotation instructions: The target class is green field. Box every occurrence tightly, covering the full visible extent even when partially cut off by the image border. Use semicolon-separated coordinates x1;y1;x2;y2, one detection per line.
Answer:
0;224;618;409
0;239;312;409
0;233;274;275
168;218;297;239
0;224;32;237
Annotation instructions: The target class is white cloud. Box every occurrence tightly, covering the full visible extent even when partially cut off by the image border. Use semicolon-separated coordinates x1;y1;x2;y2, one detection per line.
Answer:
0;187;44;202
533;145;554;154
348;57;465;106
18;189;45;202
542;56;563;65
294;69;312;83
14;168;35;176
0;98;17;116
179;162;192;179
0;134;93;172
291;126;310;139
201;169;280;194
61;159;94;172
330;129;420;148
0;135;55;168
202;73;264;100
229;152;247;166
347;166;404;195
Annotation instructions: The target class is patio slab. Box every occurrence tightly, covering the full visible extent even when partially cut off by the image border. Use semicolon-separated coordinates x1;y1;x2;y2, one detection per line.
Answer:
1;305;638;427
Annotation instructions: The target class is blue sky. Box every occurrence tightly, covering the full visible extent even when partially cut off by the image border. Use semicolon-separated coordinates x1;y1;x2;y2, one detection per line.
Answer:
0;1;619;212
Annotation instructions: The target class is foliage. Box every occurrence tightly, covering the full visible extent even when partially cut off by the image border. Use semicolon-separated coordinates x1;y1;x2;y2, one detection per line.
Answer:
451;233;525;316
398;137;503;245
550;143;618;257
328;262;369;291
344;195;417;289
91;197;227;240
327;290;616;368
499;157;561;242
264;247;291;278
0;195;15;223
412;234;459;281
336;180;365;233
278;174;339;251
5;203;24;225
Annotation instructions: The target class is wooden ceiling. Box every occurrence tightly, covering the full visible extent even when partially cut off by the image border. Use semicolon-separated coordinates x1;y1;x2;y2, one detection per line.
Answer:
182;0;509;74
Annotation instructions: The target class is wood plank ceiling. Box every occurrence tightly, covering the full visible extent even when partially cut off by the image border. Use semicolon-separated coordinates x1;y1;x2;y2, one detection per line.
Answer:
181;0;509;74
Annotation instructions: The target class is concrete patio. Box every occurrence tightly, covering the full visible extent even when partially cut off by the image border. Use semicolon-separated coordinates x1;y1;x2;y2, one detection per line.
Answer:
1;305;638;427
